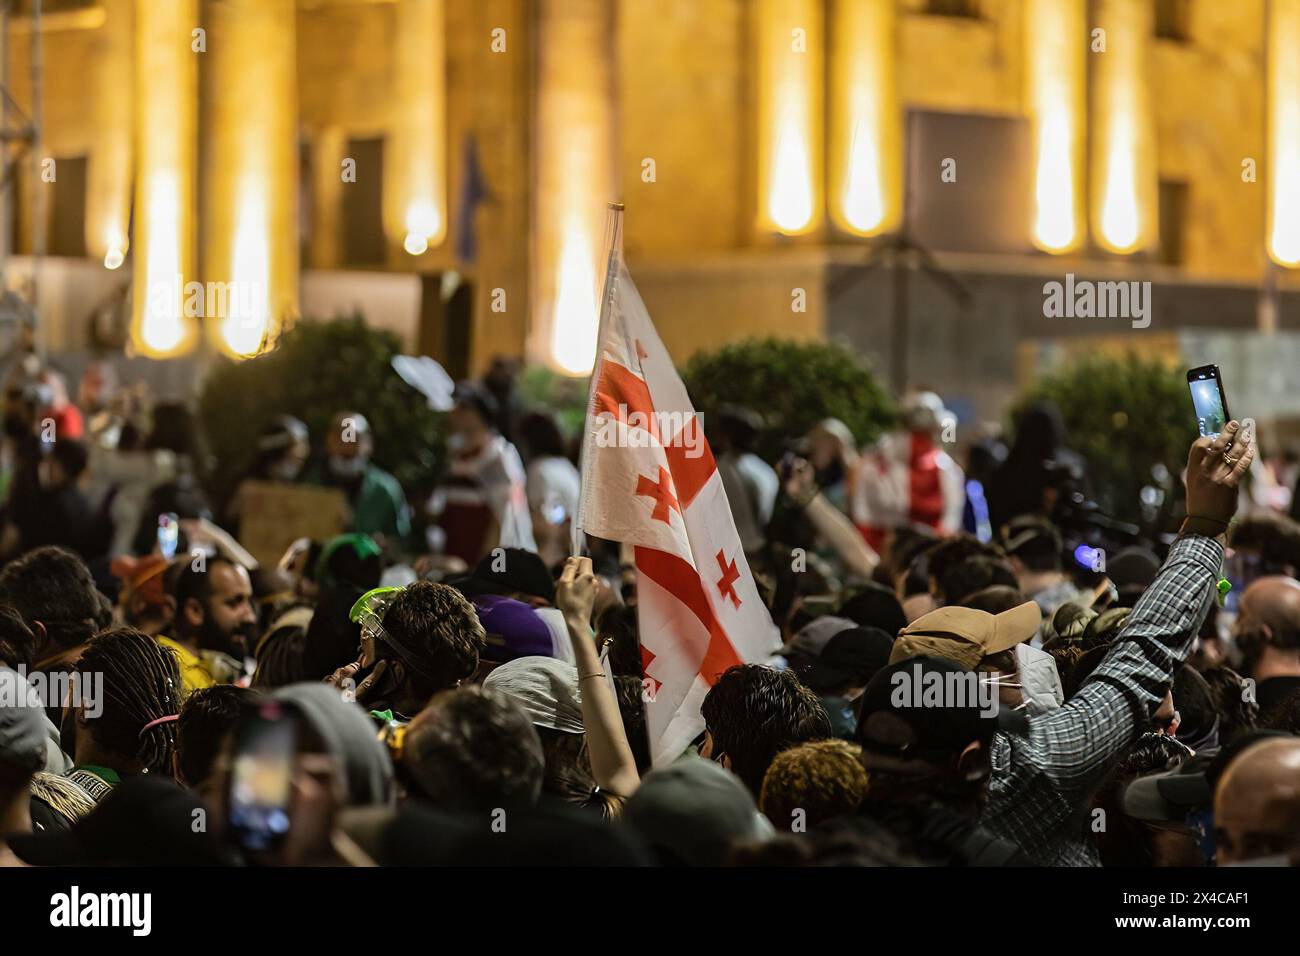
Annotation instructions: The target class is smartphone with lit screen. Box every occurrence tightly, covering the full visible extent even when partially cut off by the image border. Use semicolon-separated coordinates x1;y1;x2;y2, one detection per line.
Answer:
157;513;179;560
1187;365;1230;439
226;701;297;853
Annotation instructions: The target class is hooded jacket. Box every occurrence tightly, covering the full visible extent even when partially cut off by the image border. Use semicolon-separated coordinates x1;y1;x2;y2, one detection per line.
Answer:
272;683;393;806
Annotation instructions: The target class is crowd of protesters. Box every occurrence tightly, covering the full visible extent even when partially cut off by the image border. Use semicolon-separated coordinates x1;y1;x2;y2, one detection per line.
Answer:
0;351;1297;868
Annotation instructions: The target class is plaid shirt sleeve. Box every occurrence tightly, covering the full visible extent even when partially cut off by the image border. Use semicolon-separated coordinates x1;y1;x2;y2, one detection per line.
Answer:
985;534;1223;864
1022;533;1222;790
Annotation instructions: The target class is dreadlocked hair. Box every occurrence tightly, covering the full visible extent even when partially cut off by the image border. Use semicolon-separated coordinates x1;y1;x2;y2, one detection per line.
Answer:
75;626;182;774
30;771;96;825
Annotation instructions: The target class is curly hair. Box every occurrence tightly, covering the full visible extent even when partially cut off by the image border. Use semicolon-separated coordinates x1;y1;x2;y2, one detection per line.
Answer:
75;627;182;774
381;581;486;695
759;738;868;831
0;546;102;653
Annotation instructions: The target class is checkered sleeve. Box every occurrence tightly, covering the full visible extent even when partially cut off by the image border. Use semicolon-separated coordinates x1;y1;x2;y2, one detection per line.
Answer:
1018;533;1223;796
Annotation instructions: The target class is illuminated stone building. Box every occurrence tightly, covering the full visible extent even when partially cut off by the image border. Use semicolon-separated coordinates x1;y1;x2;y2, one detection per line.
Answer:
1;0;1295;416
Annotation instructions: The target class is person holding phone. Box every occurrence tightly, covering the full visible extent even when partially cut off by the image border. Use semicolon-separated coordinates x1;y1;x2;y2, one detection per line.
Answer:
978;422;1254;866
325;581;486;720
213;684;393;866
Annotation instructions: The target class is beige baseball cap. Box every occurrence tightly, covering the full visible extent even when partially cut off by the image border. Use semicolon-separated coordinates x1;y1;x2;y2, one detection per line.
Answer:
888;601;1042;670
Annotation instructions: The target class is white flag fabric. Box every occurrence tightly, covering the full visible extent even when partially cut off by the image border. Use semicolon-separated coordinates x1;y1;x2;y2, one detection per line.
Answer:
576;256;780;765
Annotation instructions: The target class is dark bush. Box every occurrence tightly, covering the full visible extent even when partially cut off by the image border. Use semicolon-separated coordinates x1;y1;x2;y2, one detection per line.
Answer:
682;338;894;462
198;316;444;506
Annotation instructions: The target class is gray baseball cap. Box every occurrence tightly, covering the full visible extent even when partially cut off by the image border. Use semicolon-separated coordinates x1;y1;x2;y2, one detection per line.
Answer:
779;615;856;659
623;755;773;866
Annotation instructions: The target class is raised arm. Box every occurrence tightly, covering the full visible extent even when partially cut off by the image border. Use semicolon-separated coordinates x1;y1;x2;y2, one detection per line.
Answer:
1022;421;1254;793
786;458;880;579
556;556;641;799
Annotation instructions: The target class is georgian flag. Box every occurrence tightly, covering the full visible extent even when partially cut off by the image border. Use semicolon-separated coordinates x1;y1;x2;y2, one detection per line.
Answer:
575;251;780;765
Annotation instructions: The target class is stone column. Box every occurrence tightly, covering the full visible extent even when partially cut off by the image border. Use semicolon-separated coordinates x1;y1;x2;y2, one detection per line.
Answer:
828;0;900;238
1267;0;1300;267
529;0;618;375
202;0;299;357
131;0;199;357
1026;0;1086;253
1089;0;1158;254
754;0;823;237
384;0;447;258
87;0;133;269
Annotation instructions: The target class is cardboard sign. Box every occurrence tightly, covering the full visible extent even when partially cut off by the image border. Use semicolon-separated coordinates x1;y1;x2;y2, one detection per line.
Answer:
237;481;350;568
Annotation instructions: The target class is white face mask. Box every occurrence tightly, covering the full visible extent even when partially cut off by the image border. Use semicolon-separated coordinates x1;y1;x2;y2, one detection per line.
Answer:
1013;643;1064;715
446;432;469;453
329;454;367;478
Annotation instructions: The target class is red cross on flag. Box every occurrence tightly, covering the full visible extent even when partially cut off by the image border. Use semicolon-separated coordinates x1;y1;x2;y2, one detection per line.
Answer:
575;209;780;765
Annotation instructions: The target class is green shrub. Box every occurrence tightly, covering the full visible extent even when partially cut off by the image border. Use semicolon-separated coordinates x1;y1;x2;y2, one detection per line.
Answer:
1016;353;1196;525
682;338;895;462
516;364;590;439
198;317;444;506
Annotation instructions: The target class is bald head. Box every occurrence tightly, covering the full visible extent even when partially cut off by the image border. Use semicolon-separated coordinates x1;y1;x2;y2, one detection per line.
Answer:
1214;737;1300;864
1237;576;1300;649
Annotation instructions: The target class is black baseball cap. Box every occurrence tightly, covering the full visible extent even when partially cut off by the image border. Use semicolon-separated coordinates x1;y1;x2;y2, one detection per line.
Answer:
857;656;1000;760
453;547;557;606
1108;546;1160;590
803;627;893;694
838;583;908;638
10;774;235;866
1003;516;1062;559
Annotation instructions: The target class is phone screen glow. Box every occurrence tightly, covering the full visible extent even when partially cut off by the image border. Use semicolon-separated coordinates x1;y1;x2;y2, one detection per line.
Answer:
1189;376;1226;438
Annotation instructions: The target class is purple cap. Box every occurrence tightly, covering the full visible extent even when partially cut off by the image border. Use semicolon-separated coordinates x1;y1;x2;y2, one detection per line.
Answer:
474;594;560;663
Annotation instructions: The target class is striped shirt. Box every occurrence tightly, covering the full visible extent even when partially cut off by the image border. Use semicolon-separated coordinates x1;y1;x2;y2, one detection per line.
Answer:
982;534;1223;866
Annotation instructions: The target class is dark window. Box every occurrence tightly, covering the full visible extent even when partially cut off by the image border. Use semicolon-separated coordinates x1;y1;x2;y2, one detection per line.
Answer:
48;155;87;258
1154;0;1192;42
10;155;88;257
906;109;1033;255
924;0;981;18
419;274;473;380
1157;179;1188;266
299;138;312;268
342;136;386;266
